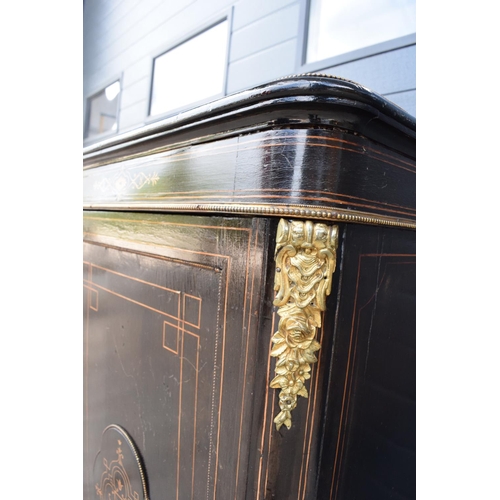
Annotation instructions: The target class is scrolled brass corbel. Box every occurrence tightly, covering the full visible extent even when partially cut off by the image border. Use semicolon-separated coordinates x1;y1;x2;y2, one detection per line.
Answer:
270;219;339;430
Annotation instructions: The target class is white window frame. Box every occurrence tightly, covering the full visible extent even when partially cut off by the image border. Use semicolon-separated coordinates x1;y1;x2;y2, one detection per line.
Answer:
146;10;233;123
296;0;416;73
84;76;122;144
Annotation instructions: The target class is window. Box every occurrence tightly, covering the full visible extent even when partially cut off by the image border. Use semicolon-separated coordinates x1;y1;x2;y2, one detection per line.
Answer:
305;0;416;65
149;20;229;117
84;81;121;140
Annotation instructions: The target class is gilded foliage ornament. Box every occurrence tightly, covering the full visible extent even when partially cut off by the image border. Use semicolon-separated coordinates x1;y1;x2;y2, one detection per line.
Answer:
271;219;338;430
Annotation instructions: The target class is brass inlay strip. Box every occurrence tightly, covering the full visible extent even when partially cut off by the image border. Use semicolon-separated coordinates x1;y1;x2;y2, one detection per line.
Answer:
83;133;415;172
270;219;339;430
83;202;416;230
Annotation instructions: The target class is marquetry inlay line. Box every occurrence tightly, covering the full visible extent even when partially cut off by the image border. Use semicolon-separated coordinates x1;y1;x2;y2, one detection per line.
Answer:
270;219;339;430
183;294;202;329
83;284;99;312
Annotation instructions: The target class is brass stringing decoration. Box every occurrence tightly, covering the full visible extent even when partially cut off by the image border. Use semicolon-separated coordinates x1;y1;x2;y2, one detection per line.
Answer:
95;439;141;500
270;219;338;430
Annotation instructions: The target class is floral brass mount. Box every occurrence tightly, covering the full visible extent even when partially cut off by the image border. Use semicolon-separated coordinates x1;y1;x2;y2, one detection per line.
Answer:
270;219;339;430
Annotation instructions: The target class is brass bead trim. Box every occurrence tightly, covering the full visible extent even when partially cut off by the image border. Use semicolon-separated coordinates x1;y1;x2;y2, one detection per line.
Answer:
83;202;416;230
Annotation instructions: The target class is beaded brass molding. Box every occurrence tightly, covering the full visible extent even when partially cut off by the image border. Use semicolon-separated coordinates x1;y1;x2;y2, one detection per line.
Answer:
82;202;416;230
270;219;339;430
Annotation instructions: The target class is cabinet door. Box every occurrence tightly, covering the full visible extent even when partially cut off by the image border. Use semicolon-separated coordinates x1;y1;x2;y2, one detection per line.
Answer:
83;212;270;500
312;224;416;500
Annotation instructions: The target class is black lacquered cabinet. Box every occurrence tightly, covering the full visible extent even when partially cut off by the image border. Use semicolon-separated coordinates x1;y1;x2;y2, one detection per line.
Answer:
83;75;415;500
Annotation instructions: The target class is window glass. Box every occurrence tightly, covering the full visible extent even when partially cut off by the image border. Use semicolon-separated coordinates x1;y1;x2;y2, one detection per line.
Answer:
306;0;416;64
150;20;229;117
85;81;120;139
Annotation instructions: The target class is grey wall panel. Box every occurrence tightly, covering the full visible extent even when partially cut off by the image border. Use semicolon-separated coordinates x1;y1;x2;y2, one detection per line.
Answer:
84;0;140;59
230;2;300;62
120;77;151;110
319;44;416;96
232;0;297;30
96;0;165;47
85;0;156;46
84;0;233;95
118;100;148;132
93;0;195;67
384;90;416;117
84;0;181;90
122;58;153;89
83;0;124;34
84;0;194;79
227;38;297;94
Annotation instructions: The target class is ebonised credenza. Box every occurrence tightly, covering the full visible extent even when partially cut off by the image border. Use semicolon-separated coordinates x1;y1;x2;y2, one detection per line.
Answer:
83;75;416;500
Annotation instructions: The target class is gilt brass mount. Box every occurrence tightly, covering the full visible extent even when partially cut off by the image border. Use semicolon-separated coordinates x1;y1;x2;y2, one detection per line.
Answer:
270;219;338;430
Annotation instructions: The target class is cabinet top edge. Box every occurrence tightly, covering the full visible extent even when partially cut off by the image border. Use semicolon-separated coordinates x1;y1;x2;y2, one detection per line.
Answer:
83;75;416;161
